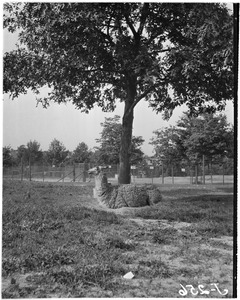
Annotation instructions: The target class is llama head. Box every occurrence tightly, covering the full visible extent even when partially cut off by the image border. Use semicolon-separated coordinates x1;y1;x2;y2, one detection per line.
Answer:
88;166;109;192
88;166;109;175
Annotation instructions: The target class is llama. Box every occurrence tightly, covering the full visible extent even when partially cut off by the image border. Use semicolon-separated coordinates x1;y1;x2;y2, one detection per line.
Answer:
88;166;162;209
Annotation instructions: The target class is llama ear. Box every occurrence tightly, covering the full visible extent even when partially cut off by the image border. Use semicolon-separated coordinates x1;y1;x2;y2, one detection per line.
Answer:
88;167;96;174
99;165;108;170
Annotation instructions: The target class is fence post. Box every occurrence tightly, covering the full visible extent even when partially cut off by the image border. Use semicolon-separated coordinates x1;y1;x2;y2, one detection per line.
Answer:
29;156;32;181
210;161;213;184
162;162;164;184
150;166;154;184
21;158;23;181
11;163;14;180
73;164;76;182
171;164;174;184
42;162;45;182
202;155;205;184
195;164;198;184
223;163;225;185
82;163;87;182
62;166;65;182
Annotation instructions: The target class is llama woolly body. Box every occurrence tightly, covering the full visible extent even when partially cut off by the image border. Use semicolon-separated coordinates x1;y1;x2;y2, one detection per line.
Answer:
89;167;162;209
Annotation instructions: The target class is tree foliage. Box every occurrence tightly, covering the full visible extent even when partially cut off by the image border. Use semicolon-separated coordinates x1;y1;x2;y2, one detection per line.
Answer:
47;139;68;166
176;113;234;163
16;145;28;163
150;126;181;164
3;146;13;167
95;115;144;165
151;113;234;166
26;140;43;164
72;142;91;163
3;3;233;183
3;3;233;113
16;140;42;165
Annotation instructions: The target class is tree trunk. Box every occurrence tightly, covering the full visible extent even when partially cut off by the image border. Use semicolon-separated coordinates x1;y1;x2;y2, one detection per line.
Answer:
118;83;136;184
118;106;134;184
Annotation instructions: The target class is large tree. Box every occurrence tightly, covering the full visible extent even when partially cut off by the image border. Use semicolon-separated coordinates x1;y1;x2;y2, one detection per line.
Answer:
3;3;233;183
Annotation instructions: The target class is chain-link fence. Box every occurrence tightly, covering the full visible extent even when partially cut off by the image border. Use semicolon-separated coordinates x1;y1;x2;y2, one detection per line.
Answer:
3;157;234;185
3;163;90;183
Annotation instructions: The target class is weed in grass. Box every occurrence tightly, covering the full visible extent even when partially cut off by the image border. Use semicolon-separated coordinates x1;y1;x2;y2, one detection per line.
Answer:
2;247;75;276
222;254;233;265
2;257;22;276
2;284;36;299
209;240;233;252
64;207;122;224
188;220;233;237
177;266;203;278
121;254;135;265
196;248;222;259
138;259;173;278
104;236;135;250
46;262;124;290
79;263;114;287
16;219;66;233
181;248;222;265
64;207;93;221
91;209;122;225
48;266;80;286
152;228;178;244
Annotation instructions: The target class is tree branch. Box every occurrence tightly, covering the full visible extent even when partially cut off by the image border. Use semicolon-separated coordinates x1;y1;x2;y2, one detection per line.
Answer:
123;9;138;39
135;86;155;104
95;27;115;47
137;3;149;36
106;14;113;38
126;85;155;115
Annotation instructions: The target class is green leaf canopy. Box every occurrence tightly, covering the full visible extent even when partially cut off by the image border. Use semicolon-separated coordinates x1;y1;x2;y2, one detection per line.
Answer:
4;3;233;115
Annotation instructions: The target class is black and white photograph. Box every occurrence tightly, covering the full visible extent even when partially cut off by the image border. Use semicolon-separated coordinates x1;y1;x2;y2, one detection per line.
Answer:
2;1;237;298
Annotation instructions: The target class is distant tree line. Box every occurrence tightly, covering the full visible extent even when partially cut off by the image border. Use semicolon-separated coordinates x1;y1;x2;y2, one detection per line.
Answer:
150;112;234;176
3;113;234;176
3;115;145;168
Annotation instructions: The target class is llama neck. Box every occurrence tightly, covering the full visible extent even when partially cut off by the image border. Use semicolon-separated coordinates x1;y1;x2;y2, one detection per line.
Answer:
95;172;109;195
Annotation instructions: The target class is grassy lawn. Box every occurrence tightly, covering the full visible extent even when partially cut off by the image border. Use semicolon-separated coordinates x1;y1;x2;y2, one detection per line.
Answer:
2;180;234;298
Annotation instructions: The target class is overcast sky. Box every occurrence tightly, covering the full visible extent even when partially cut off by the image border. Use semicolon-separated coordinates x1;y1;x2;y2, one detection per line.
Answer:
2;3;234;156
